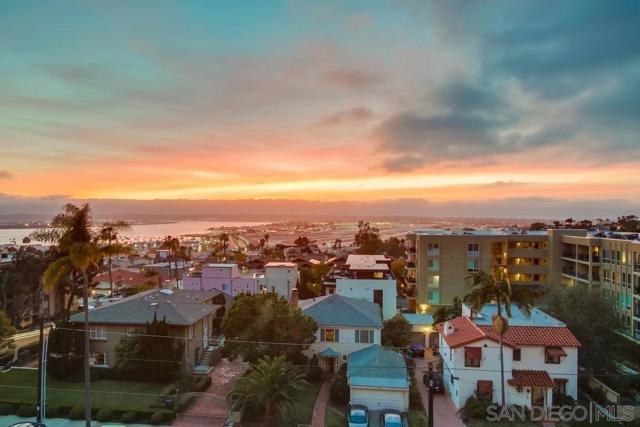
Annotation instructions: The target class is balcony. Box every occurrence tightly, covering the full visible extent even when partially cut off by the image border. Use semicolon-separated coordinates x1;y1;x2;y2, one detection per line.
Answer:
467;251;480;257
405;275;416;284
635;263;640;272
408;247;416;253
576;253;590;262
406;262;416;269
635;285;640;295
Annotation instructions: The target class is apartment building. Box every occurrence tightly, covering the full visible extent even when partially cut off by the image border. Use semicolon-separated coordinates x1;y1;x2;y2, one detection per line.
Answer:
407;228;640;340
406;230;549;310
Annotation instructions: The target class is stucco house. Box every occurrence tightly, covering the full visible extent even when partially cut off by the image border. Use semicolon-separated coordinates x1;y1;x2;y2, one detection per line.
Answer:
298;293;383;372
183;263;257;295
437;305;580;410
69;289;229;374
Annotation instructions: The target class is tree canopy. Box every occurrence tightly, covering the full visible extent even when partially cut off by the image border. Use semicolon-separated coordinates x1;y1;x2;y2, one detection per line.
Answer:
0;311;16;356
222;293;317;364
381;314;412;348
432;296;462;325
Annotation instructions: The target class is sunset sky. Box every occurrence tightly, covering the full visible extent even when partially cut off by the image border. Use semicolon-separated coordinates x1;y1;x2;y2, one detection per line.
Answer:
1;1;639;216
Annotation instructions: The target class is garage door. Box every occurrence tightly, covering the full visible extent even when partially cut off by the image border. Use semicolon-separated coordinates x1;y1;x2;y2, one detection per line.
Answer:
350;387;408;412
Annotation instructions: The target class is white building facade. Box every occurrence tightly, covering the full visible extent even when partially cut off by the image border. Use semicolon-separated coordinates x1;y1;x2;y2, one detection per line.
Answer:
438;315;580;410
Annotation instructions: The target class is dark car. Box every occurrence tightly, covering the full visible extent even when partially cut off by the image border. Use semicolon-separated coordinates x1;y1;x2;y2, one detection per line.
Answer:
379;409;407;427
423;371;444;393
409;344;425;357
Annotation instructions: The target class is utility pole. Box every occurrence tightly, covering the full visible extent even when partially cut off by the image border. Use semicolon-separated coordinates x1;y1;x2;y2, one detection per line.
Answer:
427;361;434;427
36;310;45;423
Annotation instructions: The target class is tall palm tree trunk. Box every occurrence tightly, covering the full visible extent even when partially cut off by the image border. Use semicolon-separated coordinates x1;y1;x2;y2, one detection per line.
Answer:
496;294;505;407
107;237;113;297
82;272;92;427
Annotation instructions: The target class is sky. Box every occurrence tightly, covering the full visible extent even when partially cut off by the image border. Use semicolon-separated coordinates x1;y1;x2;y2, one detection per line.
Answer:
1;0;639;217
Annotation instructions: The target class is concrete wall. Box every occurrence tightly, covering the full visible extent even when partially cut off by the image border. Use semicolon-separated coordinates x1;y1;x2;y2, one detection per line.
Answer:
262;265;298;298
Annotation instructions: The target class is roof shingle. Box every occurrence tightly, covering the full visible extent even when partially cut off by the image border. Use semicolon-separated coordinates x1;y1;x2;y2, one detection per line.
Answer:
508;370;554;387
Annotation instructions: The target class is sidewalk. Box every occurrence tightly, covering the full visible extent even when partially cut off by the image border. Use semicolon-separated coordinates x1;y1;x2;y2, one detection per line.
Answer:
174;358;247;427
414;356;464;427
310;378;332;427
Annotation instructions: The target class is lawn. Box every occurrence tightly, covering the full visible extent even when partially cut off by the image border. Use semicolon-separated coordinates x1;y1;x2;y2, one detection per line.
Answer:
0;369;171;412
279;380;322;427
325;403;347;427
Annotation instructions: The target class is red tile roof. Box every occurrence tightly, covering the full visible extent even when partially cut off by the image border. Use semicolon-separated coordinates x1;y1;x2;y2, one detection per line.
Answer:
479;325;581;347
436;316;513;349
508;370;554;387
437;316;581;349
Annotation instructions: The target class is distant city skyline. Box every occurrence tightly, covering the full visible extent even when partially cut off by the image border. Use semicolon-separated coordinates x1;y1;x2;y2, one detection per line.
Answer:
1;1;639;213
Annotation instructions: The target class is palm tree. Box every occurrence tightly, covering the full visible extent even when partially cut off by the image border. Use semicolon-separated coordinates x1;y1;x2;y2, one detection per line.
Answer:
43;242;103;427
161;236;180;284
30;203;94;320
463;269;536;407
263;233;270;249
228;356;309;427
97;221;131;297
219;233;230;261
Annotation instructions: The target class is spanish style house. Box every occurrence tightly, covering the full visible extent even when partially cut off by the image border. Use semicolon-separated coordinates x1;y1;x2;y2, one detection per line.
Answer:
437;305;580;410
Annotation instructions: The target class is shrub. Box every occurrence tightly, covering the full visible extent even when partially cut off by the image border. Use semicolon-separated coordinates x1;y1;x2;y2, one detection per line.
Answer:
17;404;37;417
120;410;139;423
193;376;212;392
96;408;117;422
329;376;349;406
307;366;324;382
150;409;175;424
0;403;16;415
459;394;492;421
409;377;424;411
46;406;62;418
68;405;85;420
408;410;428;427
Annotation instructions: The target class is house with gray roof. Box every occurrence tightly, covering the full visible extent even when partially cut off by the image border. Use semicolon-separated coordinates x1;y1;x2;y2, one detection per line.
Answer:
298;293;383;373
69;288;229;374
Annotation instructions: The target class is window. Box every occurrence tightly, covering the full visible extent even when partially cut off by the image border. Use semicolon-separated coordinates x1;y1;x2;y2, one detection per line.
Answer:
355;330;374;344
512;348;521;361
89;326;106;341
428;258;439;271
477;380;493;400
553;378;567;396
428;243;440;254
465;347;481;367
427;275;439;289
90;352;109;368
321;329;339;342
466;259;479;273
467;243;480;254
545;347;565;364
427;291;440;304
373;271;384;279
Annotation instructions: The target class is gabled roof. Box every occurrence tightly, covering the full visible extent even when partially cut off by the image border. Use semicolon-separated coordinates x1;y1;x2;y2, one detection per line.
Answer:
301;294;382;328
478;325;581;347
70;289;224;326
347;345;408;389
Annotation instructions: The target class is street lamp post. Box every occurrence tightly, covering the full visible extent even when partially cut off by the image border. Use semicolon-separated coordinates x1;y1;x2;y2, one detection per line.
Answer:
427;361;434;427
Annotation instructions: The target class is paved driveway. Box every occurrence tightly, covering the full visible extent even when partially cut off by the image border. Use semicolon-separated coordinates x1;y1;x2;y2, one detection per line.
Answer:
414;356;464;427
174;358;247;427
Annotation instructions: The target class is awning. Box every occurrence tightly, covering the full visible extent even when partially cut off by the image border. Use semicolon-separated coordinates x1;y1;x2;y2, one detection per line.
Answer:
545;347;567;357
320;347;341;358
508;370;554;387
465;346;482;359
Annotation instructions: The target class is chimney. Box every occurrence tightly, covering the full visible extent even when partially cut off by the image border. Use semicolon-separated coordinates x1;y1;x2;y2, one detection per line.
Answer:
291;288;299;308
444;320;454;336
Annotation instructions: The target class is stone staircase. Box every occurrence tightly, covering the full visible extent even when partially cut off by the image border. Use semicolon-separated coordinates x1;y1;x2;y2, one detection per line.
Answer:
192;346;215;375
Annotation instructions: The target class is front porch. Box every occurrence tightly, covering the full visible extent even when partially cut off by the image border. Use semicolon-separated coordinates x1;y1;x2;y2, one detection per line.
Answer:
319;347;343;373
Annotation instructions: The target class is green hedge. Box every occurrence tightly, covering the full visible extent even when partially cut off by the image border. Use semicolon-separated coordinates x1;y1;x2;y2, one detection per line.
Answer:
17;404;37;417
0;403;16;415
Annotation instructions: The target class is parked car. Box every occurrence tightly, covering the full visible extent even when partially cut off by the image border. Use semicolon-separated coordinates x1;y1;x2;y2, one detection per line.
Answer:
409;344;424;357
379;409;407;427
348;404;369;427
423;371;444;393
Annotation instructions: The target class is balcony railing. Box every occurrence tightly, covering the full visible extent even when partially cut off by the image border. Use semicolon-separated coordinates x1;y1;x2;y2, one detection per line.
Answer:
406;262;416;269
592;255;600;262
408;247;416;253
467;251;480;257
562;269;576;276
576;253;590;262
562;252;577;259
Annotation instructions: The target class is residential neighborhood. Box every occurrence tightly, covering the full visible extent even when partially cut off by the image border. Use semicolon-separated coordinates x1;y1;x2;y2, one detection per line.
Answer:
2;1;640;426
